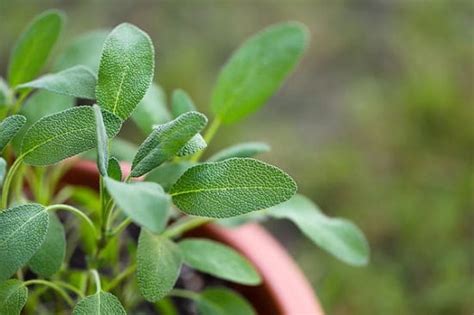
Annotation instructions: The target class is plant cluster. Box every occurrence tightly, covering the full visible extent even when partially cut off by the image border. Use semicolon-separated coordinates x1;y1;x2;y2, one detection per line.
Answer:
0;10;369;314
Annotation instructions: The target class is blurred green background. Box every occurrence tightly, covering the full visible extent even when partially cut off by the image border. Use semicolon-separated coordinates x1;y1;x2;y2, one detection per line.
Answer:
1;0;473;314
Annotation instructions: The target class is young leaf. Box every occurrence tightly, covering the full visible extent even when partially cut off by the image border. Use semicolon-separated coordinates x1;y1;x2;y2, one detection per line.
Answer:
54;30;109;73
0;158;6;186
21;106;122;166
96;23;154;120
93;105;109;176
132;83;171;134
28;212;66;277
211;22;308;123
0;115;26;153
0;204;49;281
171;89;196;118
267;194;370;266
17;66;97;99
179;238;261;285
170;158;297;218
137;230;182;302
73;291;126;315
176;134;207;157
208;142;271;162
104;178;171;233
197;288;256;315
146;162;194;192
7;10;65;87
0;279;28;315
131;111;207;177
107;157;122;181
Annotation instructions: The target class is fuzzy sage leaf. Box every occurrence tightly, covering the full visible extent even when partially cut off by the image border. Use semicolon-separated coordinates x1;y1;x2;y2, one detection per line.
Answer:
179;238;261;285
132;83;171;134
170;158;297;218
0;279;28;315
137;230;182;302
17;66;97;99
0;204;49;281
0;115;26;153
21;106;122;166
131;111;207;177
104;178;171;234
73;291;126;315
208;142;271;162
93;104;109;176
7;10;65;87
0;158;6;186
197;288;256;315
146;162;194;192
96;23;154;120
211;22;308;123
268;194;370;266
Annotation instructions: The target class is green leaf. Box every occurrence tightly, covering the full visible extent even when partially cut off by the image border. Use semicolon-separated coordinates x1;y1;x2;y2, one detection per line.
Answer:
104;178;171;233
73;291;126;315
0;279;28;315
131;111;207;177
54;30;109;73
179;238;260;285
96;23;155;120
146;162;194;192
0;115;26;153
132;83;171;134
176;134;207;157
211;22;308;123
28;212;66;277
208;142;270;162
197;288;256;315
0;158;6;186
0;204;49;281
137;230;182;302
170;158;297;218
21;106;122;166
93;105;108;176
171;89;196;118
267;194;370;266
7;10;65;87
107;157;122;181
17;66;97;99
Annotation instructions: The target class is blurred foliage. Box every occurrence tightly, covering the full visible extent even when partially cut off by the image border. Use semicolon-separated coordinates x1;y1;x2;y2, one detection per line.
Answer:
1;0;472;314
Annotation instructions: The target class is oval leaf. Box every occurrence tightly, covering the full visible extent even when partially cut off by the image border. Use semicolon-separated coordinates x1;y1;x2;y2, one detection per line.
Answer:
211;22;308;123
93;104;109;176
96;23;154;120
21;106;122;166
208;142;270;162
267;194;370;266
28;212;66;277
104;178;171;233
177;134;207;157
137;230;182;302
170;158;297;218
197;288;256;315
17;66;97;99
131;111;207;177
8;10;65;87
179;238;261;285
132;83;171;134
171;89;196;118
0;115;26;153
73;291;126;315
0;279;28;315
0;204;49;281
107;157;122;181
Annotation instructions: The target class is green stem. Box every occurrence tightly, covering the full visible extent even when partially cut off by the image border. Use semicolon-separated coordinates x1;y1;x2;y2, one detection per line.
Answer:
23;279;75;307
55;281;85;298
9;89;30;115
46;204;98;239
162;217;212;238
104;264;137;291
91;269;102;293
109;217;132;237
191;117;221;162
1;155;24;209
169;288;200;301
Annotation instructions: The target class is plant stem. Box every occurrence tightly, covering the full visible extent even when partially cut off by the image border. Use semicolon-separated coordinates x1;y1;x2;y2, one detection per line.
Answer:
169;288;200;301
191;117;221;162
90;269;101;293
104;264;137;291
9;90;30;115
162;217;212;239
23;279;75;307
46;204;98;239
54;281;85;298
1;155;24;209
109;217;132;237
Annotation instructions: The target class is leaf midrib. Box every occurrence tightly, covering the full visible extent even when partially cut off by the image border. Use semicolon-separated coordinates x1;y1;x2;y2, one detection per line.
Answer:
170;185;291;197
111;61;130;116
0;208;46;247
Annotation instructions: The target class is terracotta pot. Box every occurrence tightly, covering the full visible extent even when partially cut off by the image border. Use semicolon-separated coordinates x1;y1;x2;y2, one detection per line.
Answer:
61;159;324;315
